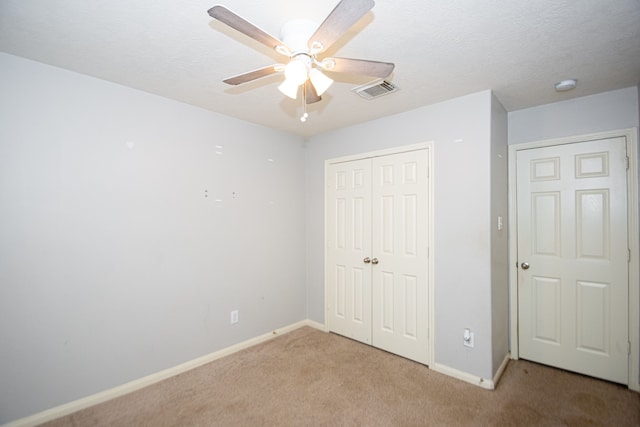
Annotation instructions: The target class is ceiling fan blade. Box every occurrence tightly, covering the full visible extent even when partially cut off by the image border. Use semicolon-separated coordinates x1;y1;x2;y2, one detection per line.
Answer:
208;5;288;52
223;65;284;85
305;81;322;104
308;0;375;53
323;57;394;78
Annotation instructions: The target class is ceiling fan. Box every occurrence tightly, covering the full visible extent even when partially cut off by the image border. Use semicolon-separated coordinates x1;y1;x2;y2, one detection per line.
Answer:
207;0;394;114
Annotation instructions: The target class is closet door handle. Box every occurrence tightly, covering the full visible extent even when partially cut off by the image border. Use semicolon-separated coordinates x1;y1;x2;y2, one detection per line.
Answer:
363;257;371;264
371;258;379;265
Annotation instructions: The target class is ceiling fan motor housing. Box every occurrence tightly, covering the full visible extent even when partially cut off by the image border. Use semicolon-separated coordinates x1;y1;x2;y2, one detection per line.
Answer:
280;19;318;54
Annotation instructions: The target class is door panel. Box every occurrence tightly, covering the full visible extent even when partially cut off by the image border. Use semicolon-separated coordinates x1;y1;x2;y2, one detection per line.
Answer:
326;159;372;344
532;275;561;344
576;189;609;258
371;150;429;364
532;192;560;255
517;137;628;384
576;280;609;354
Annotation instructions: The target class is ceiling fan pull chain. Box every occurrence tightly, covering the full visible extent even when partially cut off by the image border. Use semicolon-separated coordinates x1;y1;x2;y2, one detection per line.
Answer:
300;84;309;122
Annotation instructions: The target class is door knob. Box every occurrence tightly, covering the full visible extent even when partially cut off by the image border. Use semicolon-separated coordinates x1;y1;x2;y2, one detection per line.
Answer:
363;257;371;264
521;262;530;270
371;258;379;265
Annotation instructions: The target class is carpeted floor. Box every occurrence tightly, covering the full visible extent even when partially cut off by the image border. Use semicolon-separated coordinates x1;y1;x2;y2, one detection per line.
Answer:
42;326;640;426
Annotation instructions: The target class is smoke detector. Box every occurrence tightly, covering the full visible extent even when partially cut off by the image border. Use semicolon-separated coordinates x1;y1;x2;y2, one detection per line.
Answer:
353;80;398;99
555;79;577;92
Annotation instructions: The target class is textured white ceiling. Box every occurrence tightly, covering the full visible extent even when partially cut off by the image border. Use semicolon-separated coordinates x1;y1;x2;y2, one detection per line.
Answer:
1;0;639;137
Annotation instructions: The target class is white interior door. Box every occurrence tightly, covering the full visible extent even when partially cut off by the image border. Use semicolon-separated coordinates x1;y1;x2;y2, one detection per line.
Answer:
326;148;430;365
371;150;429;364
326;158;373;344
516;136;629;384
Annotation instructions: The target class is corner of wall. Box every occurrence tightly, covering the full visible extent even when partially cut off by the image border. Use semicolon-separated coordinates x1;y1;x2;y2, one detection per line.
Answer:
489;94;510;376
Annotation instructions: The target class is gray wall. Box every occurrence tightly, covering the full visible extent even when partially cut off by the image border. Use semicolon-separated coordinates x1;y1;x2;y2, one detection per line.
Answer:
305;90;509;382
4;49;635;425
508;87;639;145
490;94;509;374
0;53;307;423
508;85;640;385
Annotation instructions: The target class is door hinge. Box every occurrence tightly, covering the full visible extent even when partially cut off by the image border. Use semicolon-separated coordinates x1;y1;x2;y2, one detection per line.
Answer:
629;248;632;263
626;156;630;170
629;341;632;356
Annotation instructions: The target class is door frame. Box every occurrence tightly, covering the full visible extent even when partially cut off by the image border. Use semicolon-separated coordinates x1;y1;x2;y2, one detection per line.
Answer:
508;128;639;391
324;142;435;365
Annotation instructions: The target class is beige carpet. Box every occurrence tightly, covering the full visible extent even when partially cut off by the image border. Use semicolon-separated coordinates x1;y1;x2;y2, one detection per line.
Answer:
42;327;640;426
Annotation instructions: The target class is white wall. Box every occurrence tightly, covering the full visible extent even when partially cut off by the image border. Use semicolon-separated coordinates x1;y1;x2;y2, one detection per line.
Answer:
0;53;306;424
305;90;509;381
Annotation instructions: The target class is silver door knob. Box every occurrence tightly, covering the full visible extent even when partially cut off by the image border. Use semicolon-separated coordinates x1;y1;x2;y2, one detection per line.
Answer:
363;257;371;264
371;258;379;265
521;262;530;270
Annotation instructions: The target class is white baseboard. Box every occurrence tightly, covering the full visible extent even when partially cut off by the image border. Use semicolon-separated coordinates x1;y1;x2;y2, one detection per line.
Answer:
492;353;511;388
432;353;511;391
7;320;511;427
4;320;317;427
304;319;328;332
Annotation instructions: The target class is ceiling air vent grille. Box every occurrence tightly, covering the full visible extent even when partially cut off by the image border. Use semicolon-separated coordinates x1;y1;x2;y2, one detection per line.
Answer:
353;80;398;100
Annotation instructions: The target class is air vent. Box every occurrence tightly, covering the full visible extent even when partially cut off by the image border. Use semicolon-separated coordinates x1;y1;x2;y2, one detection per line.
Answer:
353;80;398;100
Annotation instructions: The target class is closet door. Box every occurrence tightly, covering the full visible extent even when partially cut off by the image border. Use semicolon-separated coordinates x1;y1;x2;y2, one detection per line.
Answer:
371;150;429;364
326;148;430;365
326;159;373;344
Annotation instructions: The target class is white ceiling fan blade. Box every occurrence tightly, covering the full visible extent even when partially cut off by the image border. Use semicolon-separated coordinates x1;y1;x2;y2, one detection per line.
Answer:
223;65;285;85
208;5;289;53
323;57;394;78
308;0;374;53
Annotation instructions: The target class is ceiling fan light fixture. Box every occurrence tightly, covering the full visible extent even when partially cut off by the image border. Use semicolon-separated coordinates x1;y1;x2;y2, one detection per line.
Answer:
284;59;308;86
278;79;299;99
209;1;393;117
309;68;333;96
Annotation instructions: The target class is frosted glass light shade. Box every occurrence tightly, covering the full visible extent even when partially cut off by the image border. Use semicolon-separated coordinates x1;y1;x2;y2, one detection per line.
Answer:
278;79;299;99
309;68;333;96
284;60;308;86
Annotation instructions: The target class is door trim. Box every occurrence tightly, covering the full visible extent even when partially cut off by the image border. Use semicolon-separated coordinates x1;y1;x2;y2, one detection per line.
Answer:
508;128;639;391
324;142;435;365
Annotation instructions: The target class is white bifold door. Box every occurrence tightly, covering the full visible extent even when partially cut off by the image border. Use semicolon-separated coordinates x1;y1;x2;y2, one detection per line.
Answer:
326;149;430;365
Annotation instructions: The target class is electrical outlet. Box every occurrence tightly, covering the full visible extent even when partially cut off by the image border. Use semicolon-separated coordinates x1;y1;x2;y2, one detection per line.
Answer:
230;310;239;324
463;328;474;348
